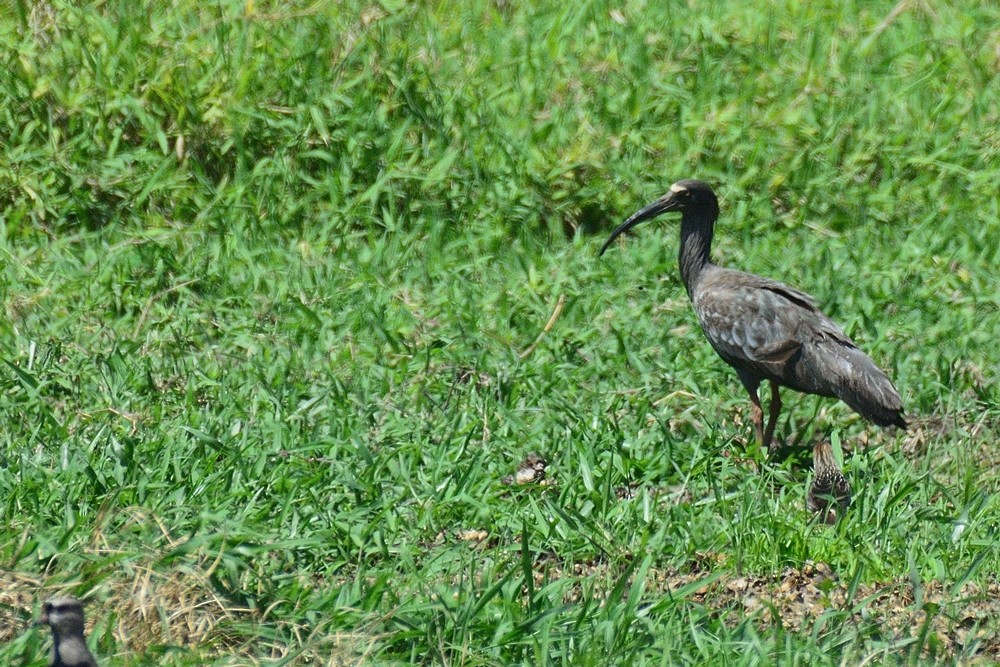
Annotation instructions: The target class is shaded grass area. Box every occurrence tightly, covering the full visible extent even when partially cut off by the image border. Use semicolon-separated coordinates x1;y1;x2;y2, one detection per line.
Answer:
2;0;999;664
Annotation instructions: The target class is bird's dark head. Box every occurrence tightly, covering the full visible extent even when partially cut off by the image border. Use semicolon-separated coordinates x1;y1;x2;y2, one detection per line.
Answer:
35;596;86;635
599;179;718;256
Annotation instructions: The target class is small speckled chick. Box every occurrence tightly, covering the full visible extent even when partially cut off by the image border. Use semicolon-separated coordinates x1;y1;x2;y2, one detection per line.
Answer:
502;453;547;486
807;442;851;524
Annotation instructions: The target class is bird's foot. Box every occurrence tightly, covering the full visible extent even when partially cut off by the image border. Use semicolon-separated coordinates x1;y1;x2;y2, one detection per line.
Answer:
807;441;851;524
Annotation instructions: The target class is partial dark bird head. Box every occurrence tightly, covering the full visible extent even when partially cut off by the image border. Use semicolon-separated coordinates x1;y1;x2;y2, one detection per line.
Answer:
36;596;86;636
599;179;719;256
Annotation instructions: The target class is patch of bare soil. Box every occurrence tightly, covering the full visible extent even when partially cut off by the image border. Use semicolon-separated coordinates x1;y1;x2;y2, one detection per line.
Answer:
658;560;1000;661
515;554;999;662
0;564;246;657
890;409;994;463
0;545;375;665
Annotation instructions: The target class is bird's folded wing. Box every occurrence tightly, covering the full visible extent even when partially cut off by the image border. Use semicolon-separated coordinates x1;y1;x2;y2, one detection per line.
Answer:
694;272;853;365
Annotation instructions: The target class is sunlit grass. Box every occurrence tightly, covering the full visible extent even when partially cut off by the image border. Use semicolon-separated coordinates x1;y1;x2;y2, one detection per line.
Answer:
2;0;999;664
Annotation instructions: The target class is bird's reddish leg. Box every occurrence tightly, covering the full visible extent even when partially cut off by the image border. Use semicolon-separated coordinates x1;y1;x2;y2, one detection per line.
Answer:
763;380;782;452
747;388;765;447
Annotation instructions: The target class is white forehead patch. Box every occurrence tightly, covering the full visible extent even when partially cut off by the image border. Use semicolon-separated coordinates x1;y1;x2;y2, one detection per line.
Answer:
669;183;687;193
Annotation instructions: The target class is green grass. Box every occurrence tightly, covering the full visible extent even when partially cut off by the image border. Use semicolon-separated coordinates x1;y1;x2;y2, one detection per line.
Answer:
2;0;999;664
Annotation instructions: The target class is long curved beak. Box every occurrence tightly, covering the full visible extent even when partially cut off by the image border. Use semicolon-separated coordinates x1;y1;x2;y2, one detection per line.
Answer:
598;193;682;256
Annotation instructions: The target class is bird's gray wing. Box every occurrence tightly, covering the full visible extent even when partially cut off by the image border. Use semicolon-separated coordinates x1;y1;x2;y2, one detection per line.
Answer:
693;269;854;367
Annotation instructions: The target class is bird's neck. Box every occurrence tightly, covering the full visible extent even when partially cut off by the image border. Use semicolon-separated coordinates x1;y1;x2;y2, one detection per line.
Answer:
678;210;716;298
53;636;94;666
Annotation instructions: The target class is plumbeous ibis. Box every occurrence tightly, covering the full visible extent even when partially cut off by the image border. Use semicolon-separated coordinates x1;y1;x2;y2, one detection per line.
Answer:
599;179;905;450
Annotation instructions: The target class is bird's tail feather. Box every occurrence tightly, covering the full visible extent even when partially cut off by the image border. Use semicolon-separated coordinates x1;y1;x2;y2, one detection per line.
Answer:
831;346;906;429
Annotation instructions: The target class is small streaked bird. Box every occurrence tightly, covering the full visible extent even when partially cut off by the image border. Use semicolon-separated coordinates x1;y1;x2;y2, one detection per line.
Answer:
806;441;852;523
600;179;905;451
502;453;547;486
35;596;98;667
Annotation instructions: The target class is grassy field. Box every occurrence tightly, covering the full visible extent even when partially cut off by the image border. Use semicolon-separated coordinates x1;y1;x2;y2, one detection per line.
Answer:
2;0;999;664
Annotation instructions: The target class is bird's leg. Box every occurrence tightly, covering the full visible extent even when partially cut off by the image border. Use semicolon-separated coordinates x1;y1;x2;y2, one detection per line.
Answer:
737;374;767;451
746;387;766;450
763;380;782;453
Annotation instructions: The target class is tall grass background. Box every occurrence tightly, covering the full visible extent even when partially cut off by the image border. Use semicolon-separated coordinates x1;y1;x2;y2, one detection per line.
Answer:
2;0;999;664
